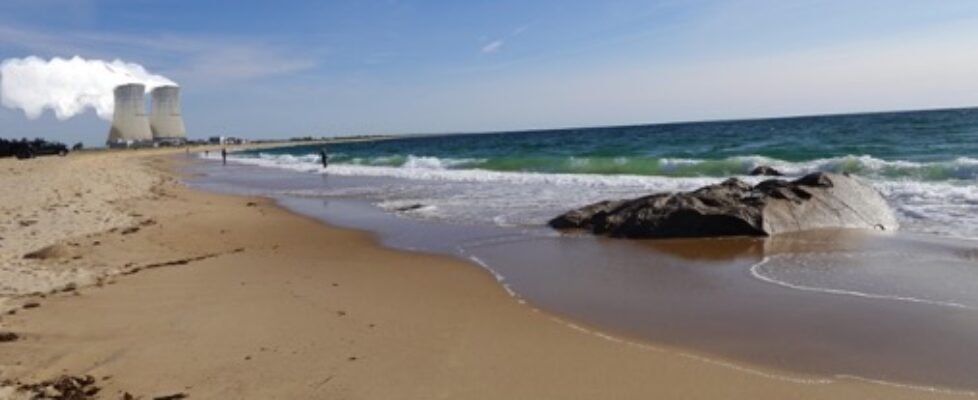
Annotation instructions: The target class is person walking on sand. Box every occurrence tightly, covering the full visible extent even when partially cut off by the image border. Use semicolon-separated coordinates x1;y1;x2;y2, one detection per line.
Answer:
320;147;328;168
221;147;227;165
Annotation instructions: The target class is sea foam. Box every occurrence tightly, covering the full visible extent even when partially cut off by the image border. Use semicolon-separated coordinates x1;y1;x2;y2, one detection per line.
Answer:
210;151;978;239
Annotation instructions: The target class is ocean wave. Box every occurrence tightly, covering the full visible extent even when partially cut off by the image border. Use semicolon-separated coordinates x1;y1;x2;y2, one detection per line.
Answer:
224;152;722;189
243;152;978;181
749;256;975;310
633;154;978;180
214;152;978;239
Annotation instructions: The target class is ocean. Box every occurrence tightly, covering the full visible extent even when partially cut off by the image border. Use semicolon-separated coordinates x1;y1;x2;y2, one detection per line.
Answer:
231;107;978;239
191;107;978;391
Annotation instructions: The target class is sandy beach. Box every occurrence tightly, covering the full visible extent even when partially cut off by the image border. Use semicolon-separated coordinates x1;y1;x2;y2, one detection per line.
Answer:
0;150;974;399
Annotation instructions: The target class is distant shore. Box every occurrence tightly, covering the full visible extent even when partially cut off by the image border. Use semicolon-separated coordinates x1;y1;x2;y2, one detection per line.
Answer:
0;149;973;399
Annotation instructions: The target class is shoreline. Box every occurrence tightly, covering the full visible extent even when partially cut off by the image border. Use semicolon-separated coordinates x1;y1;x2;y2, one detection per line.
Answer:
194;154;978;391
0;151;974;398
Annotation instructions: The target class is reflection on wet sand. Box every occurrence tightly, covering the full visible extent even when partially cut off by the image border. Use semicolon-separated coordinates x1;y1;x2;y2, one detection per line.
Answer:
467;229;978;391
190;162;978;392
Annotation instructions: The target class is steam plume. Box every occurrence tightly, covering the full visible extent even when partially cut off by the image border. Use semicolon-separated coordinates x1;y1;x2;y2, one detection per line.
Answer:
0;56;176;120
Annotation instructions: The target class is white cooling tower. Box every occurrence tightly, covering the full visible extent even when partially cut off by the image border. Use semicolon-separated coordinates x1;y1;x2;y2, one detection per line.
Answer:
106;83;153;145
149;85;186;141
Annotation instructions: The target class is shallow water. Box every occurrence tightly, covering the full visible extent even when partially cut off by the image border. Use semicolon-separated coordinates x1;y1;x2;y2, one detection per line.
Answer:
188;159;978;391
229;107;978;238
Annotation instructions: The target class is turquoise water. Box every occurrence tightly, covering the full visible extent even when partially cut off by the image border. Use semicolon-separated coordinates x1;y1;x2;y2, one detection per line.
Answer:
205;109;978;389
248;107;978;181
230;107;978;238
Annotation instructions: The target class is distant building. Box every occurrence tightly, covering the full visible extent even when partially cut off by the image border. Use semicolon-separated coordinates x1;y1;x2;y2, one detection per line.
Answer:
106;84;153;148
149;86;186;145
107;83;188;148
208;136;248;145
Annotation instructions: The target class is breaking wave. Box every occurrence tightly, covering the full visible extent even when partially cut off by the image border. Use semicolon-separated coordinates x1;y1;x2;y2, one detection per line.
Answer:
270;152;978;181
210;151;978;239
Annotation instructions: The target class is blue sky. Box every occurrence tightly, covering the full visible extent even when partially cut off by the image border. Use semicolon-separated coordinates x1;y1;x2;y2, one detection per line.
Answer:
3;0;978;145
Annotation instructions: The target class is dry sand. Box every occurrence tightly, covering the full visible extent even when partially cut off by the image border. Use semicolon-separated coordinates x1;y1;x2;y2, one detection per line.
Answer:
0;150;973;399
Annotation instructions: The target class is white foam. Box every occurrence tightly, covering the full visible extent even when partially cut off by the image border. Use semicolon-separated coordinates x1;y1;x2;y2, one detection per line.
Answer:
718;154;978;180
749;257;974;310
223;152;725;189
464;254;523;303
218;152;978;239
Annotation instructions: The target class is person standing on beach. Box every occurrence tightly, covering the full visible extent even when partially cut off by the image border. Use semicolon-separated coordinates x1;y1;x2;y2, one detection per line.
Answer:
320;147;328;168
221;147;227;165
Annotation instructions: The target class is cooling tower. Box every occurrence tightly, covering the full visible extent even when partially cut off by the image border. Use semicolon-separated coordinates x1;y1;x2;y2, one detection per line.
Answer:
149;85;186;140
106;83;153;145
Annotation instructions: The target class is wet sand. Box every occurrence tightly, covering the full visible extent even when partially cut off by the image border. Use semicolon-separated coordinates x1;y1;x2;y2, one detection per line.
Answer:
193;160;978;392
0;151;975;398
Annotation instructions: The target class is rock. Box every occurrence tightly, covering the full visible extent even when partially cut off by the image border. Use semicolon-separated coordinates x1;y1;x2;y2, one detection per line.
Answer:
0;331;18;342
549;172;898;239
749;165;783;176
153;393;189;400
395;204;425;212
15;374;100;400
23;244;71;260
22;302;40;309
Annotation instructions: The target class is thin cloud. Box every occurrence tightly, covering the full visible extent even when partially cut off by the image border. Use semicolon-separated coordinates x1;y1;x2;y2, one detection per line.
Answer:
481;40;504;54
512;25;530;36
479;23;531;55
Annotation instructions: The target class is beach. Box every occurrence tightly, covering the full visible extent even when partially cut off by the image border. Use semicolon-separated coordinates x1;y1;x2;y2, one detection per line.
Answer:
0;150;974;399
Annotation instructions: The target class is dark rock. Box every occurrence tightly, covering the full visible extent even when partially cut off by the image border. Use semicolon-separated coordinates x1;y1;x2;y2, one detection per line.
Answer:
23;244;71;260
549;172;897;239
395;204;425;212
153;393;189;400
22;302;40;309
120;226;140;235
14;374;100;400
0;331;18;342
749;165;783;176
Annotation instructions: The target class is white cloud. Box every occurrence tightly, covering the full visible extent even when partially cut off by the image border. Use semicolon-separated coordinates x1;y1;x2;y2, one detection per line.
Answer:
0;25;318;86
481;40;503;54
1;55;175;120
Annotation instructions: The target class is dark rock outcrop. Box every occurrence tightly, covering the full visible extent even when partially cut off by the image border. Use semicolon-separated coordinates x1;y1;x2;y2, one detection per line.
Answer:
749;165;783;176
11;375;100;399
549;172;898;239
0;331;18;342
23;244;71;260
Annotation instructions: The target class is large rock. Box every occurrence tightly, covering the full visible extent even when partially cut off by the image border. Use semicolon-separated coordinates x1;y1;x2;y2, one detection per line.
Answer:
549;172;898;239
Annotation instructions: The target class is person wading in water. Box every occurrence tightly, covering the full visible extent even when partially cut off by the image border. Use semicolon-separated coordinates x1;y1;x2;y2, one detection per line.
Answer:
221;147;227;165
320;147;329;169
